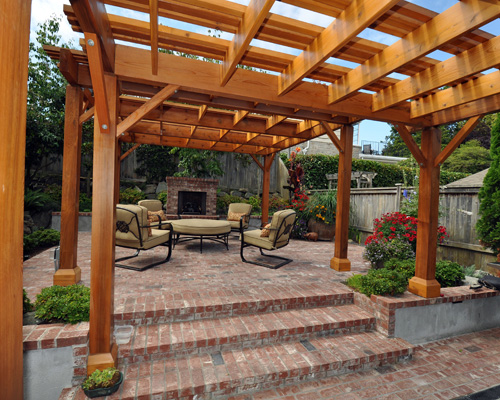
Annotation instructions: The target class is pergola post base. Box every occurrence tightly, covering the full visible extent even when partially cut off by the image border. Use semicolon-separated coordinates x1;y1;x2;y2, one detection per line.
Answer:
87;343;118;375
408;277;441;298
53;266;81;286
330;257;351;272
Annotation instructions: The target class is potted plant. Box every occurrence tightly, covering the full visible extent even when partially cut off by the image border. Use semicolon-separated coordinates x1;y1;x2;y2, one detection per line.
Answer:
82;367;123;398
305;191;337;241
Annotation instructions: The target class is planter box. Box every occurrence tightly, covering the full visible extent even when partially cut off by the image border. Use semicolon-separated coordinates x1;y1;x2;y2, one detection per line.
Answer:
307;220;335;241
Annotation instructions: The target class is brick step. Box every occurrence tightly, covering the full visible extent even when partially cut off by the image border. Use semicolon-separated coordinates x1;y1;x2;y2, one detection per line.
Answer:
114;284;354;326
112;331;413;400
119;304;376;363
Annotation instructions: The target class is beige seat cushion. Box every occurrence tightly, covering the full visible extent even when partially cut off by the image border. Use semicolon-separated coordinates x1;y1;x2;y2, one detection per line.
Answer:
171;219;231;235
142;229;171;249
241;229;274;250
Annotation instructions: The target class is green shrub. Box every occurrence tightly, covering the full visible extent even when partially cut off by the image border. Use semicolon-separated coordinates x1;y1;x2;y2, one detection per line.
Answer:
281;153;468;189
269;194;289;213
363;238;415;268
82;367;120;390
384;259;416;281
79;193;92;212
119;188;146;204
358;268;408;297
24;189;58;212
23;228;61;255
247;196;262;214
346;274;364;291
435;260;465;287
23;289;34;314
157;191;168;205
35;284;90;324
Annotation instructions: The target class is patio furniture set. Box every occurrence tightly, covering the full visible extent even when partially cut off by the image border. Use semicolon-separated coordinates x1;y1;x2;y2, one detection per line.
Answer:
114;200;297;271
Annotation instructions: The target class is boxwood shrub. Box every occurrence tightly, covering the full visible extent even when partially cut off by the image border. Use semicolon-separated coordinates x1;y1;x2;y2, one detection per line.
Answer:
280;153;468;189
35;284;90;324
24;228;61;255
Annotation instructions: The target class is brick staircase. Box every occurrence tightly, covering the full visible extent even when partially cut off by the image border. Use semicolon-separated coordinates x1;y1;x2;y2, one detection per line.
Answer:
96;285;414;399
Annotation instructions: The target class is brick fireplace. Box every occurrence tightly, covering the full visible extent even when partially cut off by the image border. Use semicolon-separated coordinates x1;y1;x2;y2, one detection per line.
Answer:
166;177;218;218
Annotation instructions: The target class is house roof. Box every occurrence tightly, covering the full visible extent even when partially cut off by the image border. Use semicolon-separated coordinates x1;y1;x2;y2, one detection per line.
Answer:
446;168;490;188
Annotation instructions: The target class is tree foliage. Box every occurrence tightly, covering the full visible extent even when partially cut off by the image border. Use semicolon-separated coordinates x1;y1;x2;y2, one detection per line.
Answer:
171;148;223;178
442;139;491;174
134;144;177;183
26;17;69;188
477;114;500;256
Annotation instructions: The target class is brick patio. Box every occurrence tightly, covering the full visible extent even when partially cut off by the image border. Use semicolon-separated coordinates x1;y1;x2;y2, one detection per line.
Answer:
23;233;500;399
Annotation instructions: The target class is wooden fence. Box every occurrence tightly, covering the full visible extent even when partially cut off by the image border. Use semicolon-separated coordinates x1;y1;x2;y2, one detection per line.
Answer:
347;185;496;268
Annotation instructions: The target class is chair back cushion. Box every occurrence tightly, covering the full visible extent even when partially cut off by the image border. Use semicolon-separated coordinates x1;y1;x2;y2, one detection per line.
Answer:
269;209;296;246
116;204;149;245
138;199;163;212
228;203;252;228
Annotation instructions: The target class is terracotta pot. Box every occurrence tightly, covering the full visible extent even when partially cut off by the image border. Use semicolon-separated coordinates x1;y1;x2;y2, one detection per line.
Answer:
307;219;335;241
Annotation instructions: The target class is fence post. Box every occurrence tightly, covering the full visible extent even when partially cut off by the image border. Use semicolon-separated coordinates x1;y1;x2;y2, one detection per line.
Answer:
395;183;403;211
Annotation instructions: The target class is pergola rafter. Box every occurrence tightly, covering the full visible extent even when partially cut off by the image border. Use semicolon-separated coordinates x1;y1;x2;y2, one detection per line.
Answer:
4;0;500;394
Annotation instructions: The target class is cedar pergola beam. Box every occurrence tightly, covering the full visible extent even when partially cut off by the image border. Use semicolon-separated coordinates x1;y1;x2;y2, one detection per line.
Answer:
116;84;179;137
411;70;500;118
120;143;141;161
149;0;158;75
114;45;430;127
69;0;115;72
328;0;500;104
393;124;427;166
434;116;483;167
321;121;343;154
278;0;399;95
220;0;274;86
85;32;110;134
430;93;500;126
373;34;500;112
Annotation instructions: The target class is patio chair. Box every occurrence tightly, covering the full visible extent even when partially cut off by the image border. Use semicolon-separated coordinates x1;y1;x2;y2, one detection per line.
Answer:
138;199;169;230
115;204;173;271
227;203;253;232
240;209;297;269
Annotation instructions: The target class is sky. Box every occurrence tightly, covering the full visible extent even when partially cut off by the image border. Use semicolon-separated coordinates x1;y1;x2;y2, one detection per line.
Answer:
29;0;500;146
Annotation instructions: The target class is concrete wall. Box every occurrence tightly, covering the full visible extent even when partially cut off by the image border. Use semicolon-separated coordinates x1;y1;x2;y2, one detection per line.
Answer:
394;296;500;344
51;213;92;232
24;347;74;400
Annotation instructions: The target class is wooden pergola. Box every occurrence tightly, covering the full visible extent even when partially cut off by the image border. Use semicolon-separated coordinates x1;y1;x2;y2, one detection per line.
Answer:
2;0;500;396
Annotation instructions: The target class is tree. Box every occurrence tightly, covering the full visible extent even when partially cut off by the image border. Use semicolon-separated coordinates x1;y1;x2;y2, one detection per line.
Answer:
26;17;70;188
442;140;491;174
171;148;223;178
382;126;419;157
476;114;500;259
135;144;177;183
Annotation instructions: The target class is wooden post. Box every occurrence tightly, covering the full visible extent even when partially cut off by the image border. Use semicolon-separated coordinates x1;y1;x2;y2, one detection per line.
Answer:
261;153;275;227
54;85;83;286
331;125;354;271
87;74;119;374
408;127;442;298
0;1;31;398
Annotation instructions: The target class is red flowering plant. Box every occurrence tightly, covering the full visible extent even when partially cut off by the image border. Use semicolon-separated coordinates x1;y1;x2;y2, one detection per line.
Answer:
285;147;310;238
364;211;448;267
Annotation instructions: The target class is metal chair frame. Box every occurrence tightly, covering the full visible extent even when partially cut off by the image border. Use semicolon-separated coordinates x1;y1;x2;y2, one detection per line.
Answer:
240;212;297;269
115;207;173;271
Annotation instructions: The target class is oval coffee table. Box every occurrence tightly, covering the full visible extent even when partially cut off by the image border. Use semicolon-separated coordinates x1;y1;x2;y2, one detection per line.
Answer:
170;219;231;253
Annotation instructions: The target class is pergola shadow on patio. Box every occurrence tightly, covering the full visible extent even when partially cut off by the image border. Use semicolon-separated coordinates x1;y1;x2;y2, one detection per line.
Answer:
3;0;500;396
